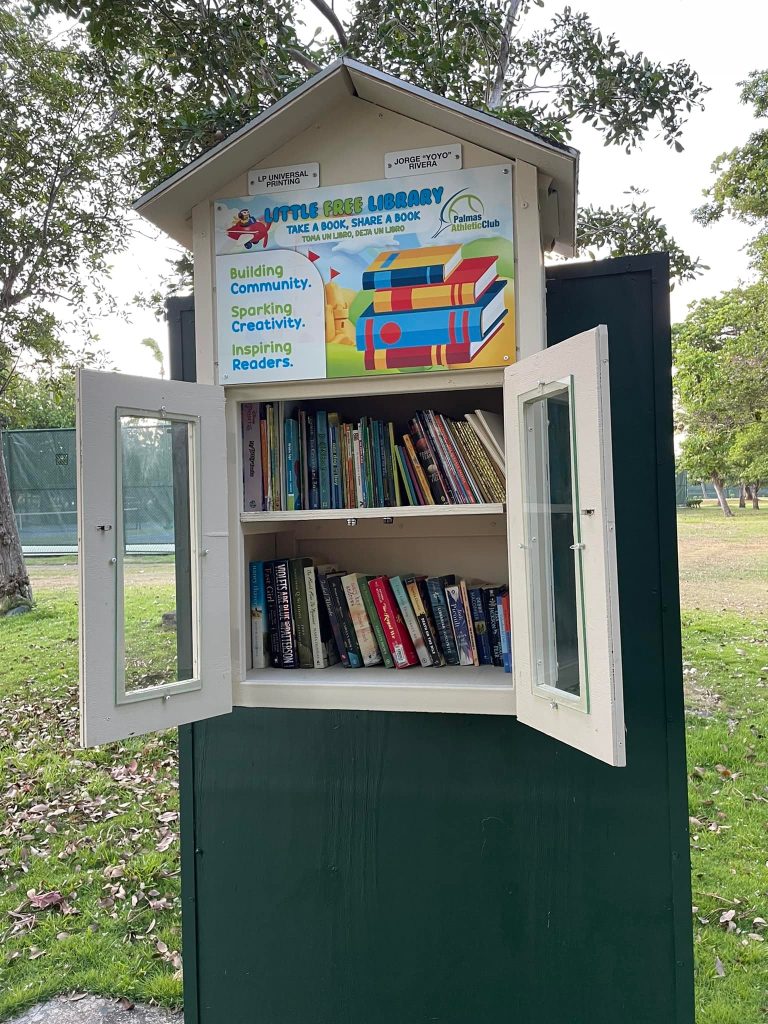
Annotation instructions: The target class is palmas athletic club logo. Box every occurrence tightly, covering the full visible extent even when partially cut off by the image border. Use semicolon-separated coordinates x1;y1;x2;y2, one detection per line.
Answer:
433;189;500;237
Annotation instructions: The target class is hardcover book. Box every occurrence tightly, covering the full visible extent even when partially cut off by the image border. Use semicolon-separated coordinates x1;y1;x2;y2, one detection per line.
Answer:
468;586;493;665
306;412;320;510
304;564;337;668
263;561;282;668
272;558;297;668
241;403;263;512
361;244;463;290
359;577;395;669
390;576;433;668
372;256;498;313
367;577;419;669
284;418;301;511
445;583;474;667
341;573;383;667
426;576;459;665
405;576;443;666
317;570;350;668
407;416;449;504
248;560;269;669
288;557;314;668
316;409;331;510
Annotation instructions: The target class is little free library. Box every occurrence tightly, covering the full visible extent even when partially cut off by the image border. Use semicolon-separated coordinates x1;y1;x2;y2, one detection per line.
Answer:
77;59;692;1023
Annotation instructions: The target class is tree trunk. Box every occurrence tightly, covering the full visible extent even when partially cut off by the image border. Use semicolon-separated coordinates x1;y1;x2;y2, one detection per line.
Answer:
711;475;734;517
752;481;760;510
739;483;747;508
0;432;33;613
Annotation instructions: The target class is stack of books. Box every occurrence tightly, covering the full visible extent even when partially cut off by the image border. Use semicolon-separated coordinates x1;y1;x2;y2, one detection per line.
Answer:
355;244;508;371
242;401;505;511
249;559;512;673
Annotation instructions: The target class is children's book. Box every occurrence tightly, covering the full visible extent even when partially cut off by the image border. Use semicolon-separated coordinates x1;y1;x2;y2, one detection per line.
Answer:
445;583;474;667
241;403;263;512
341;573;382;667
367;577;418;669
390;576;433;667
248;561;269;669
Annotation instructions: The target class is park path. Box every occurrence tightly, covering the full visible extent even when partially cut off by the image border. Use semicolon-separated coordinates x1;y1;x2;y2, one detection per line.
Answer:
10;995;181;1023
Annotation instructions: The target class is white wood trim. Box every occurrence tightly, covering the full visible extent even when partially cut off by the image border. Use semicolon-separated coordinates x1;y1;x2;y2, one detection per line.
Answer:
240;503;504;526
77;370;232;746
235;665;515;715
513;160;546;359
192;201;216;385
504;327;625;766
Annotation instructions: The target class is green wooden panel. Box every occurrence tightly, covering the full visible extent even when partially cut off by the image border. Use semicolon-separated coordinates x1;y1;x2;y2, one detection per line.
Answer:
180;256;693;1024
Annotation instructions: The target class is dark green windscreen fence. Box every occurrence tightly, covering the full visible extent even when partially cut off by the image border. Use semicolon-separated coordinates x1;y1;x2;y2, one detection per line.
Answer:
2;427;175;554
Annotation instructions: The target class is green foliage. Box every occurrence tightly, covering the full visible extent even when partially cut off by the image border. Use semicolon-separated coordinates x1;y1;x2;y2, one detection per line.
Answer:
674;283;768;497
578;194;706;284
34;0;705;280
0;371;76;429
695;70;768;276
0;5;135;383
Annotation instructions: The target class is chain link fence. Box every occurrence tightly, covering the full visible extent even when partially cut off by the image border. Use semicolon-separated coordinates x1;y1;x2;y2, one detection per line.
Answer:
2;428;175;556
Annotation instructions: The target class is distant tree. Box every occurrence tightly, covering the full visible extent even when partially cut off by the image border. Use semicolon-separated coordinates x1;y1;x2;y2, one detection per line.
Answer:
0;371;76;430
673;283;768;516
0;5;135;612
38;0;707;282
141;337;166;379
695;70;768;274
729;421;768;510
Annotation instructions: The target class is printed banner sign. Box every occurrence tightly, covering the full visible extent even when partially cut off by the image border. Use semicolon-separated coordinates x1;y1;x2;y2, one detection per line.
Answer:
384;143;462;178
248;162;319;195
215;164;515;384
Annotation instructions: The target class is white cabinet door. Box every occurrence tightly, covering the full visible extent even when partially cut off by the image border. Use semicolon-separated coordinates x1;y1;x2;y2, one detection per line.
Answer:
77;370;231;746
504;327;625;766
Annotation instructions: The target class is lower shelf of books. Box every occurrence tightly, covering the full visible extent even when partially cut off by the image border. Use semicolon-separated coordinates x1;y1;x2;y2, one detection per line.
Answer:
236;664;516;716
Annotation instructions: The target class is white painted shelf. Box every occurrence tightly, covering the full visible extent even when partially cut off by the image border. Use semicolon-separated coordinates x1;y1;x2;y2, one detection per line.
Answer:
235;664;516;716
240;502;504;525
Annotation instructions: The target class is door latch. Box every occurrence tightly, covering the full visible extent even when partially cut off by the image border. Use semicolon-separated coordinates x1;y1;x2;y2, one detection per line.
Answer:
96;524;112;532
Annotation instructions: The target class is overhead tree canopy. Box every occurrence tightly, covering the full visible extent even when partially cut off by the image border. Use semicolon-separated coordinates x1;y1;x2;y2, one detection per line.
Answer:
35;0;708;282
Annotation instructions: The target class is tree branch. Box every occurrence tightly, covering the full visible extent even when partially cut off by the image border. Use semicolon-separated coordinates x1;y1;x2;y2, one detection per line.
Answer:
307;0;348;49
289;47;322;74
488;0;524;109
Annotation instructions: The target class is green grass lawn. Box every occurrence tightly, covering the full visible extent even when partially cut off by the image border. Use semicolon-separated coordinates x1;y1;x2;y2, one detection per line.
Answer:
0;575;183;1019
0;513;767;1020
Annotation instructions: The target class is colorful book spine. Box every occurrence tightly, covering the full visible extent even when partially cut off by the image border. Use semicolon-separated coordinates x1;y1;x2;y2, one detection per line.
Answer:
272;559;297;668
359;577;394;669
460;579;479;666
306;412;320;510
401;435;433;505
284;418;301;511
249;561;268;669
367;577;419;669
390;575;433;667
326;573;363;668
426;576;459;666
405;577;443;666
408;416;450;504
304;565;328;668
263;561;282;668
260;414;269;511
498;591;512;673
485;587;504;667
316;409;331;510
317;571;349;668
288;557;313;668
241;403;263;512
341;574;383;667
395;446;418;506
387;422;402;507
299;410;309;512
468;586;492;665
328;412;342;509
446;584;474;667
352;428;365;507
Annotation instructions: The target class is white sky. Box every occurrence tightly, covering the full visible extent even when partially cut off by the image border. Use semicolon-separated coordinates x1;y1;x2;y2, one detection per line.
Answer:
92;0;767;377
